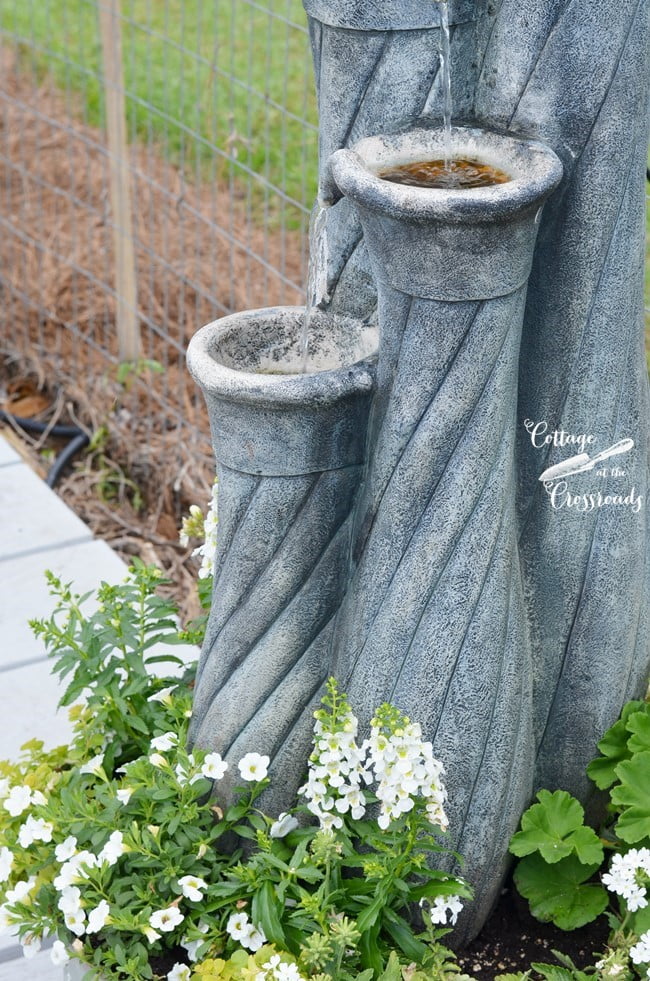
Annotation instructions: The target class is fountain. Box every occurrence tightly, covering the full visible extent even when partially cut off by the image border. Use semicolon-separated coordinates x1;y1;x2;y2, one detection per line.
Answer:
187;0;650;943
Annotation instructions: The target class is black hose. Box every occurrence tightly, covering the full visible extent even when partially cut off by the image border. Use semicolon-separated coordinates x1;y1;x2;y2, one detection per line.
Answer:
0;410;90;488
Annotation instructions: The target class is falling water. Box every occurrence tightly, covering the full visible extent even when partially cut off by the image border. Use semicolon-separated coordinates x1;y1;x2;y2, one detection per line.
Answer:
438;0;453;171
300;201;330;373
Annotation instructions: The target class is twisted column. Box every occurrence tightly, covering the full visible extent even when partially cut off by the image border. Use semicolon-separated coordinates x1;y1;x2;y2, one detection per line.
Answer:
303;0;497;320
475;0;650;797
187;307;376;812
326;127;562;935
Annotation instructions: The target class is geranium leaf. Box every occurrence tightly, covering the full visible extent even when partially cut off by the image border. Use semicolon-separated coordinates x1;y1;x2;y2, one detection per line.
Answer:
510;790;596;864
586;701;645;790
611;751;650;843
513;853;608;930
627;711;650;755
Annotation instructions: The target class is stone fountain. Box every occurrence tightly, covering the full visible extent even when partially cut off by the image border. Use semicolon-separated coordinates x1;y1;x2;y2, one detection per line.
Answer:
187;0;650;941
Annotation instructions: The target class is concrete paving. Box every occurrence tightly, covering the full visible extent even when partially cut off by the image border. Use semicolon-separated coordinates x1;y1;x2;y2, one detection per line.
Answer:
0;433;197;977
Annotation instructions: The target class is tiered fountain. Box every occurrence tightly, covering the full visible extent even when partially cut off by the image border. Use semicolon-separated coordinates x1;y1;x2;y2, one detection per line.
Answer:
187;0;650;941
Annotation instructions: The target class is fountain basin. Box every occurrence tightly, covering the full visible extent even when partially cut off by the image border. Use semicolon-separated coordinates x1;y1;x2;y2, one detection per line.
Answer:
324;125;563;301
187;306;377;811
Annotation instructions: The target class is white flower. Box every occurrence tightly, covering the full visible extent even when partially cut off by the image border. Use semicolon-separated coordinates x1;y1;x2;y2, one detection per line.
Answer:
151;732;178;752
20;934;41;959
18;815;53;848
55;836;78;862
150;906;184;932
3;786;33;817
275;963;304;981
237;753;270;782
181;922;209;962
426;895;463;926
117;787;133;805
50;940;70;965
630;930;650;965
0;847;13;883
201;753;228;781
99;831;126;866
149;753;168;769
178;875;208;902
58;886;82;915
143;926;161;944
0;778;9;799
270;812;299;839
5;878;35;906
226;911;251;942
80;754;105;776
31;790;47;806
54;850;99;890
243;925;267;952
87;899;110;934
65;908;87;936
148;686;177;705
168;965;191;981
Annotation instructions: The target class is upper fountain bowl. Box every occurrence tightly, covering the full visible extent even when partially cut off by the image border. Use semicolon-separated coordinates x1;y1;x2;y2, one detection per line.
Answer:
322;126;563;302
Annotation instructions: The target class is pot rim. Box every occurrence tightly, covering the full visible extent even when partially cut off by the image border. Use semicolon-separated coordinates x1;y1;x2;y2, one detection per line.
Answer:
186;306;376;411
326;125;563;224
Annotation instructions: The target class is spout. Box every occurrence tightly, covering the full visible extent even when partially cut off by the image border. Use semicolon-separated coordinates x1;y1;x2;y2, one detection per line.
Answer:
318;148;363;207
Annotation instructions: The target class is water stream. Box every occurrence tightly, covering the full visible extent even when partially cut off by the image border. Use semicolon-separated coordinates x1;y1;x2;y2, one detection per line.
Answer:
300;202;330;373
438;0;452;170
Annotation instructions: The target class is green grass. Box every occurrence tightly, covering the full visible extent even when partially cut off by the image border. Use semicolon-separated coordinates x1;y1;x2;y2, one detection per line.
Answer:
1;0;319;222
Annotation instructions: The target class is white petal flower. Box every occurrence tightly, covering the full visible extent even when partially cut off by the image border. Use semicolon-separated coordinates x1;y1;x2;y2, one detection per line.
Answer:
168;964;191;981
5;878;35;906
65;908;87;936
151;732;178;752
149;753;168;769
18;816;53;848
0;847;13;883
270;812;299;839
201;753;228;781
3;786;33;817
99;831;126;866
31;791;47;806
58;886;82;915
55;836;78;862
237;753;270;782
87;899;111;934
79;754;105;776
50;940;70;965
148;686;176;705
178;875;208;902
226;911;250;941
276;964;304;981
20;935;41;959
143;926;161;944
116;787;133;805
0;778;9;799
630;930;650;965
242;925;266;952
150;906;184;932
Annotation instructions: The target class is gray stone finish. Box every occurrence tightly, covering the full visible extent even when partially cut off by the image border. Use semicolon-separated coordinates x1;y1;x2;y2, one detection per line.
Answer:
187;307;377;810
326;126;562;936
305;0;497;320
475;0;650;798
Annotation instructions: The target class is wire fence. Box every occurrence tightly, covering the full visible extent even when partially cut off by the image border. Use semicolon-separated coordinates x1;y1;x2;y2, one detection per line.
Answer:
0;0;318;484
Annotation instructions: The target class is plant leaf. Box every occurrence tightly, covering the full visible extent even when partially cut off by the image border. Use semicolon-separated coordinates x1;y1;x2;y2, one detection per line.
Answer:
611;751;650;843
586;701;645;790
513;853;608;931
510;790;602;865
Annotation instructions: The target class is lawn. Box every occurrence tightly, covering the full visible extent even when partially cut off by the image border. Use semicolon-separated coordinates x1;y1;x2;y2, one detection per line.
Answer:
0;0;320;220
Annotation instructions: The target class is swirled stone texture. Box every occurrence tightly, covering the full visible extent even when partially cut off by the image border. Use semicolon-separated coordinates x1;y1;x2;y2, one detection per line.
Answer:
326;127;562;937
303;0;497;320
476;0;650;798
187;307;377;813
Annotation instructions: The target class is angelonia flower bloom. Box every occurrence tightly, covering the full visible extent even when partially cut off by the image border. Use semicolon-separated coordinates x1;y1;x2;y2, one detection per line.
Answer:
422;894;464;926
602;848;650;912
181;482;218;579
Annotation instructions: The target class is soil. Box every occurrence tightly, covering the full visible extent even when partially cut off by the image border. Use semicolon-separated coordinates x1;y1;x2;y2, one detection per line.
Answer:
457;879;610;978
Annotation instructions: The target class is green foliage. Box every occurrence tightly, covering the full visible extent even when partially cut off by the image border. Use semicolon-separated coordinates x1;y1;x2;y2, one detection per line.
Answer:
513;853;608;931
510;791;603;866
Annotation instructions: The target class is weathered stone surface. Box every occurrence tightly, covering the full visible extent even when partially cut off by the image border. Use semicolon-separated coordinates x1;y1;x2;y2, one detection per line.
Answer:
187;307;377;811
327;126;562;937
475;0;650;798
305;0;496;320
